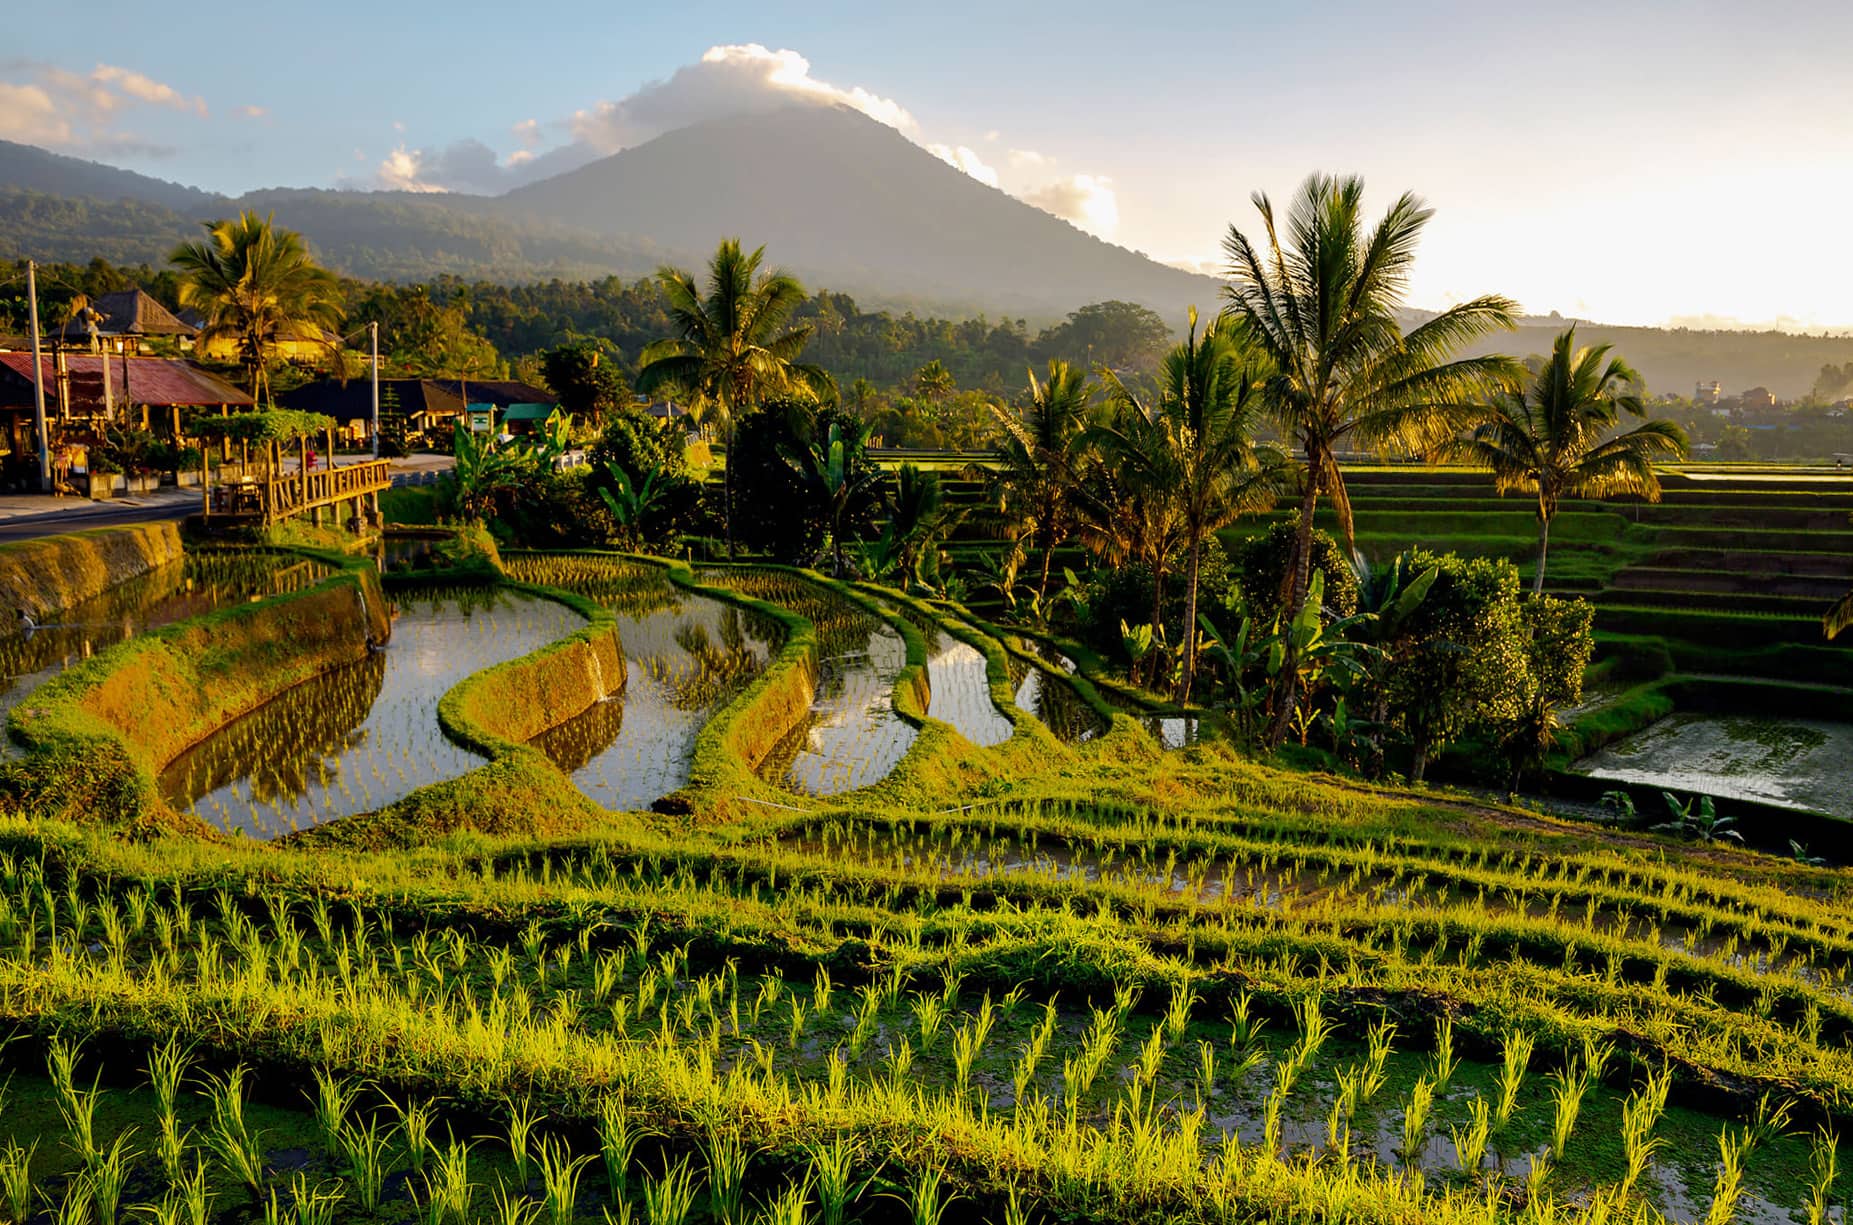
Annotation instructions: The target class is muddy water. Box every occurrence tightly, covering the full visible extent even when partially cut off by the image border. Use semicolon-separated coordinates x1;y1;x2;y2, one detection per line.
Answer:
530;581;782;810
162;588;586;837
1576;713;1853;817
0;550;332;755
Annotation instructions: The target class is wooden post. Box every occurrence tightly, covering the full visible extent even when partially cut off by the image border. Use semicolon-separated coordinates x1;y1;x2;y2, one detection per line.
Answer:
299;433;309;513
201;445;210;519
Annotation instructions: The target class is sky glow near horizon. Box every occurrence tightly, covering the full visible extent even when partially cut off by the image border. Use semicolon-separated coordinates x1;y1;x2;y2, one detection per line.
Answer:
3;0;1850;330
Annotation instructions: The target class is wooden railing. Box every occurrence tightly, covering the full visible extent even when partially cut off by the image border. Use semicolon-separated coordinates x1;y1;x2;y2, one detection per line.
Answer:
262;458;395;520
210;458;395;522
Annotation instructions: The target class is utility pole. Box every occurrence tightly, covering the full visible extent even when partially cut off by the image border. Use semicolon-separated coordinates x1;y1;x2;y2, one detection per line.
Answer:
369;321;380;460
25;261;49;492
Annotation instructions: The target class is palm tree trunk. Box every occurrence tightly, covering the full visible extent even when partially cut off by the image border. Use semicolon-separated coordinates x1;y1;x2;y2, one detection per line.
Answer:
1036;522;1058;611
1532;505;1551;598
1411;731;1431;784
724;418;736;560
1267;460;1321;747
1179;531;1203;705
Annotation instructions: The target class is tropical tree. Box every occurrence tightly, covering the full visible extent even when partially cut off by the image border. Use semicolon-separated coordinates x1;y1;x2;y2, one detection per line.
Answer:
170;211;344;404
1220;173;1519;745
1099;309;1283;701
1449;327;1688;595
782;414;886;575
636;240;834;557
882;463;959;587
913;359;956;402
983;360;1096;608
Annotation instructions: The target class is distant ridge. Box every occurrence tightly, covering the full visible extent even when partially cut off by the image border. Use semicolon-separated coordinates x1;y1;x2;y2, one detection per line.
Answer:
0;139;224;212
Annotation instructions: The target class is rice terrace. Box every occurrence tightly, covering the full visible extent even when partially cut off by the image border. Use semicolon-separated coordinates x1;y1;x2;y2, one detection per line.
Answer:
5;12;1853;1224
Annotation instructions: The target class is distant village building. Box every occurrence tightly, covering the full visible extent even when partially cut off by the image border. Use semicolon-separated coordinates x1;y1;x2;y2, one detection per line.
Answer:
0;354;252;491
1740;386;1777;410
279;377;554;445
52;290;198;353
1694;380;1721;405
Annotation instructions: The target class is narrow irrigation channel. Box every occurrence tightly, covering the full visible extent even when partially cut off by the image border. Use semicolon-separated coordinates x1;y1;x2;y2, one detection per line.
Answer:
699;568;919;796
0;549;332;754
160;587;589;837
506;555;784;810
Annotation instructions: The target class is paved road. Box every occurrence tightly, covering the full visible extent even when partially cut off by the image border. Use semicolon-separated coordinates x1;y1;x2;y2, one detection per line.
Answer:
0;455;456;543
0;497;196;543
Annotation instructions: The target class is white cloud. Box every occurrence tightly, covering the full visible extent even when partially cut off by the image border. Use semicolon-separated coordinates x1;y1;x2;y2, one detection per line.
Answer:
90;64;206;116
0;59;208;152
928;143;999;188
1023;174;1120;238
1008;148;1050;168
237;104;267;120
0;81;69;146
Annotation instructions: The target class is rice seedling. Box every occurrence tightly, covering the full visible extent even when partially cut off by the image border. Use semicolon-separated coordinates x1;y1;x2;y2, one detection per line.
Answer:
1450;1095;1492;1176
200;1066;267;1195
1495;1029;1533;1129
1401;1076;1435;1163
704;1123;755;1225
505;1097;541;1185
1807;1126;1838;1225
641;1158;699;1225
1547;1063;1590;1161
902;1165;956;1225
538;1136;596;1225
311;1066;357;1158
423;1138;476;1225
339;1111;393;1212
91;1130;137;1225
489;1180;543;1225
1430;1014;1458;1090
1705;1127;1753;1225
1618;1066;1671;1200
0;1141;34;1225
597;1094;654;1200
387;1093;440;1172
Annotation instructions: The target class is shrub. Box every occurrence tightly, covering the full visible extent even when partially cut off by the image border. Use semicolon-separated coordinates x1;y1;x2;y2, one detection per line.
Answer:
1233;515;1359;625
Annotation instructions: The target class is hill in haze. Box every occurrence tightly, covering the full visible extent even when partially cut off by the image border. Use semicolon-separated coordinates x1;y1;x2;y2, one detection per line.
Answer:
496;104;1222;319
5;128;1853;396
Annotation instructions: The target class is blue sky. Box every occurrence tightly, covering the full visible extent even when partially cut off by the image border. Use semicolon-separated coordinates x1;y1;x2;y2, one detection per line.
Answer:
7;0;1853;327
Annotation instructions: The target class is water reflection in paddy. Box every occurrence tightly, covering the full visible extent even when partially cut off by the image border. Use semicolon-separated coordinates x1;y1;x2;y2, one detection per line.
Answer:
524;567;782;810
162;588;586;837
0;550;332;754
697;568;918;795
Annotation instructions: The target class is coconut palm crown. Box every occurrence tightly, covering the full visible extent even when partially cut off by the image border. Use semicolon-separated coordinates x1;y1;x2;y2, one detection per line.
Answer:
170;211;344;405
636;239;834;557
1450;326;1688;595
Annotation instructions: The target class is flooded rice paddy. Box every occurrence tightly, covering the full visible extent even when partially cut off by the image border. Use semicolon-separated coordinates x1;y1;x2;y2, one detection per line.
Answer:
0;550;331;754
507;556;783;810
161;588;587;836
1577;712;1853;817
699;569;918;795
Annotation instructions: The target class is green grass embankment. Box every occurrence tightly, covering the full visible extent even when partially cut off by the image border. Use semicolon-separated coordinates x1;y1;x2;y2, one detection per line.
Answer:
0;521;185;623
1;549;389;830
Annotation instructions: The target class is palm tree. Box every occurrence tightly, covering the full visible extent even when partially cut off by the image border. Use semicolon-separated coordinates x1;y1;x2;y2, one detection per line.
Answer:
1828;584;1853;640
636;240;834;557
170;211;344;405
1449;327;1688;595
1100;309;1284;702
1221;173;1520;745
913;359;956;402
983;360;1096;608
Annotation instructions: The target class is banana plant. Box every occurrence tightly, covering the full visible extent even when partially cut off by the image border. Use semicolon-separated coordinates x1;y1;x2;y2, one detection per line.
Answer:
596;463;662;550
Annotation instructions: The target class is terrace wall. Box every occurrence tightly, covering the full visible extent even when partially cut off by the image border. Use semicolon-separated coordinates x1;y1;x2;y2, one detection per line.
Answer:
3;553;388;829
0;522;185;623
